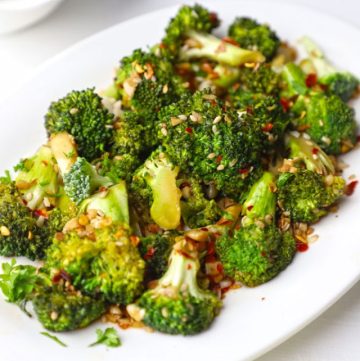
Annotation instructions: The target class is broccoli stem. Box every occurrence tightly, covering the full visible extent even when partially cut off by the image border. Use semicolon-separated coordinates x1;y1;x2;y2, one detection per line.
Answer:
288;134;335;175
180;31;265;66
242;172;276;222
80;182;129;225
281;63;308;97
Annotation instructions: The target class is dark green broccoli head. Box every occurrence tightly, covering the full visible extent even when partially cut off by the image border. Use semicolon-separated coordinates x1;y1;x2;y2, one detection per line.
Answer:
216;224;295;287
320;72;359;102
0;182;51;260
230;94;288;150
277;170;345;223
296;93;357;154
96;152;141;184
136;238;221;335
130;149;181;230
158;90;263;199
114;49;186;113
228;17;280;60
15;145;59;210
45;88;114;161
216;172;296;286
33;284;106;332
232;64;281;96
161;4;220;58
139;232;177;280
45;224;145;304
63;157;113;205
179;177;222;228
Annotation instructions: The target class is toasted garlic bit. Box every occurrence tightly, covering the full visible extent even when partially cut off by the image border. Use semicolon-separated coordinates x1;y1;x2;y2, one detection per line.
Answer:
0;226;10;236
127;304;145;322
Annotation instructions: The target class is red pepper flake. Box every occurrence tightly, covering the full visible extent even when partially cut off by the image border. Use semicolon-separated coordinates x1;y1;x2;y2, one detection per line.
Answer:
216;263;224;273
261;251;267;257
296;240;309;252
144;247;156;260
356;135;360;143
262;123;273;132
201;62;214;74
238;168;249;175
345;180;358;196
207;240;216;256
201;227;209;232
179;181;191;189
205;255;217;263
187;264;192;270
246;106;254;115
209;12;219;25
222;36;239;46
52;269;72;284
178;250;194;259
130;235;140;247
215;155;223;163
305;73;317;88
280;98;291;112
33;209;48;218
312;147;319;155
185;127;193;134
247;205;254;211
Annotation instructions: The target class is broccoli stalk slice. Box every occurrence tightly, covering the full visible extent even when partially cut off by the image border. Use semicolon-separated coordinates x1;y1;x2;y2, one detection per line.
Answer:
287;134;335;175
139;152;181;230
242;171;276;224
299;36;359;101
63;157;113;205
157;241;203;298
80;182;129;225
179;31;265;66
15;145;59;210
49;132;78;177
281;63;308;97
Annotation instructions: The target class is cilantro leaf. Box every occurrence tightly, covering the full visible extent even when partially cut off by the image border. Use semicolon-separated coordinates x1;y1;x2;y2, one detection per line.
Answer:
40;332;67;347
89;327;121;348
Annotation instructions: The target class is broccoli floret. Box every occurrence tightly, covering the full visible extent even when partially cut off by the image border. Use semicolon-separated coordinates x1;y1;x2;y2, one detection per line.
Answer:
80;182;129;225
63;157;113;205
15;145;59;210
277;135;345;223
216;172;296;287
161;5;264;66
161;4;220;59
45;224;145;304
45;89;114;161
33;284;106;332
135;238;221;335
131;149;182;230
139;232;177;280
0;182;51;260
295;93;357;154
158;90;263;199
228;17;280;60
179;177;222;228
299;36;359;101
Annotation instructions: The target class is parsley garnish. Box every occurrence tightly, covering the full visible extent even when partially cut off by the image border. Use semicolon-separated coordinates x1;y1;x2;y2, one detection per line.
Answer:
0;259;37;316
40;332;67;347
0;170;12;184
89;327;121;348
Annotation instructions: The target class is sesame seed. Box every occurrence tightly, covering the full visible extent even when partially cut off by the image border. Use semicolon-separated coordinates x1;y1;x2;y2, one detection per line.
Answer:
190;111;202;123
161;128;168;136
244;62;256;68
43;197;51;208
302;133;311;140
217;164;225;171
321;136;331;145
69;108;79;115
178;114;187;121
212;125;219;134
36;216;45;227
237;111;247;119
28;231;33;240
208;153;216;159
50;311;58;321
0;226;10;236
162;84;169;94
213;115;221;124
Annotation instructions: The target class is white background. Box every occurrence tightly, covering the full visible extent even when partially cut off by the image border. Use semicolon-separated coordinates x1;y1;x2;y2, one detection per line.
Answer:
1;0;360;360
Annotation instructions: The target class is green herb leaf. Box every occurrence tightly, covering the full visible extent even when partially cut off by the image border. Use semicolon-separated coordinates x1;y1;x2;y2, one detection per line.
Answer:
0;259;37;304
0;170;12;184
89;327;121;348
40;332;67;347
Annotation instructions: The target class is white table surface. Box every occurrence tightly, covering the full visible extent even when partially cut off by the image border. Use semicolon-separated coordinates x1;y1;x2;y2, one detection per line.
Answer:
1;0;360;360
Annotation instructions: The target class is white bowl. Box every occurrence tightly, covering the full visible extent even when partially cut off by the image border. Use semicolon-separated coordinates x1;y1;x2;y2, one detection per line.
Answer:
0;0;64;34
